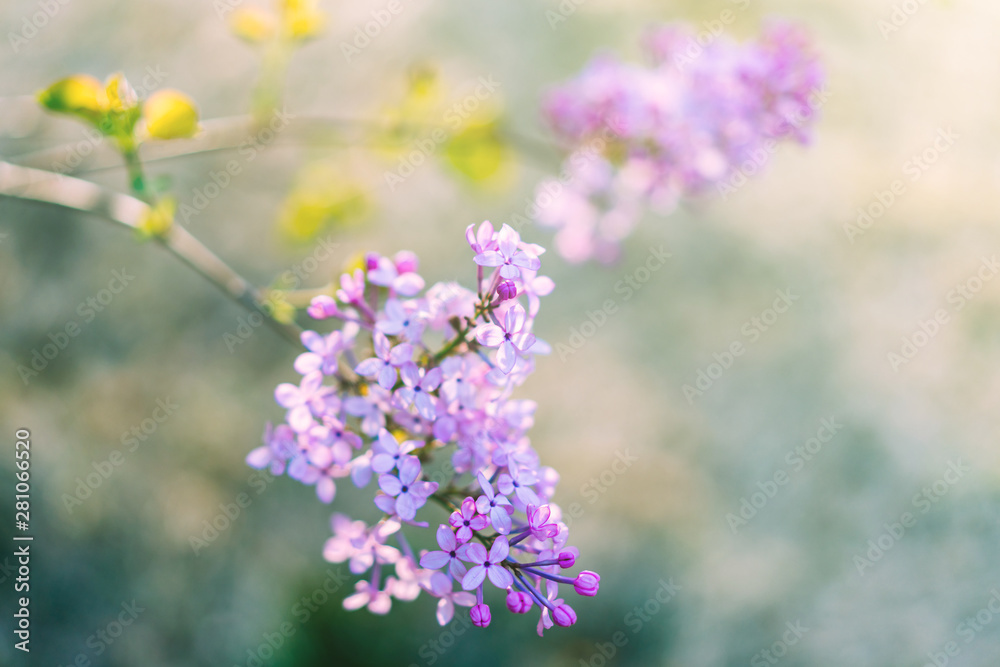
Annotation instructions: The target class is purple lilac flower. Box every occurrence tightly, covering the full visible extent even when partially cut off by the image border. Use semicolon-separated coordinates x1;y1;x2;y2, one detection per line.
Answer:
255;224;601;632
419;524;474;579
429;572;476;625
473;224;541;280
460;536;513;590
376;457;438;521
536;21;823;264
395;362;442;420
449;496;489;543
474;472;514;534
355;330;413;390
474;303;536;374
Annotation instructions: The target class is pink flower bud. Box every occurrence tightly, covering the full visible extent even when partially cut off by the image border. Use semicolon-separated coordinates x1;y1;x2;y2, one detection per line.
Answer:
365;252;380;271
553;603;577;627
470;603;491;627
558;551;576;569
496;280;517;301
506;590;533;614
307;295;340;320
574;570;600;596
394;250;419;274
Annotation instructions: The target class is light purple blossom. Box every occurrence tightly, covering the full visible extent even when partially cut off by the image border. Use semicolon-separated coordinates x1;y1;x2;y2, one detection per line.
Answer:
429;572;476;626
449;496;489;543
460;536;513;590
355;330;413;390
473;224;541;279
395;362;442;421
368;251;426;296
376;298;425;341
370;428;419;474
474;472;514;535
274;371;338;432
376;457;438;521
474;304;536;374
419;524;473;580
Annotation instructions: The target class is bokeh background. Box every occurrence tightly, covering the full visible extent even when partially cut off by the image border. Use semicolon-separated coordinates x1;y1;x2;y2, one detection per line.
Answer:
3;0;1000;665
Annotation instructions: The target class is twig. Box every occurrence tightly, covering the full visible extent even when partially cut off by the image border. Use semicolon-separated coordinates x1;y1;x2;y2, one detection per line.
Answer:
0;159;303;345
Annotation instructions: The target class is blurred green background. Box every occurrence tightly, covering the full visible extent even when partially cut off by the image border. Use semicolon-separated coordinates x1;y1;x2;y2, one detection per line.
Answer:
3;0;1000;665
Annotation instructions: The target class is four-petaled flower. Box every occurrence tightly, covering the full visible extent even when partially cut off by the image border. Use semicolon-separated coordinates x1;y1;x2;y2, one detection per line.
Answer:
395;362;442;420
376;457;438;521
498;466;540;506
449;496;489;543
474;303;537;374
473;223;541;279
370;428;419;474
368;251;426;296
274;371;338;432
355;330;413;390
475;472;514;534
377;298;425;341
460;536;513;590
419;524;475;579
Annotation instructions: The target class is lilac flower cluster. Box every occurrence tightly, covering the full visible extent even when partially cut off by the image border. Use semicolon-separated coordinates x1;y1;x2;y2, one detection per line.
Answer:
535;21;824;264
248;222;598;633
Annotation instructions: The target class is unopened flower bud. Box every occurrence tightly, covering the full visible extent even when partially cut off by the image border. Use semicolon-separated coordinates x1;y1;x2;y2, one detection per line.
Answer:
553;603;577;627
496;280;517;301
574;570;600;596
394;250;419;274
365;252;380;271
506;590;533;614
557;551;576;569
470;603;491;627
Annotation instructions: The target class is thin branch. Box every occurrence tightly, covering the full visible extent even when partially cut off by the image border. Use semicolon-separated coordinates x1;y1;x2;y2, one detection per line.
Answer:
0;160;303;345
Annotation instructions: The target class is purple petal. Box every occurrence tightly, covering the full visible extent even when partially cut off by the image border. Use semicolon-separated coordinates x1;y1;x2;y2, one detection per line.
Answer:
287;406;314;432
504;304;526;333
399;362;420;387
377;364;398;390
373;330;391;360
511;251;541;271
274;383;300;408
499;264;520;279
397;456;421;485
489;536;509;562
388;343;413;366
496;340;517;374
436;524;456;551
461;565;487;590
395;493;416;520
422;367;443;391
393;273;425;296
458;542;487;564
474;251;504;267
246;446;272;468
420;550;451;570
497;223;519;258
476;471;494;498
354;358;384;377
371;453;396;474
448;559;468;580
414;393;436;421
490;507;512;534
436;598;454;626
487;566;513;590
378;474;402;496
475;324;505;347
294;352;323;375
316;478;336;503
